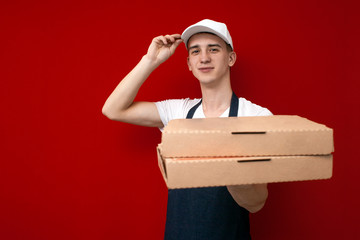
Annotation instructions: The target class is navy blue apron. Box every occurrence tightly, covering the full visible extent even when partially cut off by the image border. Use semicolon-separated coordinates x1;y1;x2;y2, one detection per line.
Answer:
164;92;251;240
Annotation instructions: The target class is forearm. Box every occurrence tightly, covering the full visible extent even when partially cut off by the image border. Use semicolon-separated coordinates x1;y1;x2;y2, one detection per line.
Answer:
102;34;182;126
102;55;157;119
227;184;268;213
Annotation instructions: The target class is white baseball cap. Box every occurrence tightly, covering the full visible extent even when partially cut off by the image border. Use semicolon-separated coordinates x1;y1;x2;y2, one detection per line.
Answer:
181;19;234;50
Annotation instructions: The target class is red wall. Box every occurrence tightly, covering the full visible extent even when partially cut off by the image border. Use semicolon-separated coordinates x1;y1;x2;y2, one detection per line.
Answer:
1;0;359;239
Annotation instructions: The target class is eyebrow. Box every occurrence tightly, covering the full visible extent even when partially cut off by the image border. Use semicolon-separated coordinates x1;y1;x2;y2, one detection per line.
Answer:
208;44;222;48
188;43;223;51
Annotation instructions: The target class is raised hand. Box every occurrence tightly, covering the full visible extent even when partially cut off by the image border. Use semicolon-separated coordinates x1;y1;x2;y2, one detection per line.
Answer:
145;34;183;66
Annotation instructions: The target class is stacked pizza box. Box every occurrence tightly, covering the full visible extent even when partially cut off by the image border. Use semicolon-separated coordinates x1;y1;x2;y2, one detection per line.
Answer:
157;115;334;189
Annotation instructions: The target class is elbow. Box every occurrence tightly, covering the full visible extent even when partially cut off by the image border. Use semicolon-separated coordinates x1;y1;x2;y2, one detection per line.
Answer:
102;104;128;122
227;184;269;213
102;105;111;118
102;104;118;120
245;188;268;213
246;200;267;213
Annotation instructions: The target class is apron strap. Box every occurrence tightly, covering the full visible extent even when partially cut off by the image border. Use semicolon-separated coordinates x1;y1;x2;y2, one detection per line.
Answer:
186;92;238;119
229;91;239;117
186;99;202;119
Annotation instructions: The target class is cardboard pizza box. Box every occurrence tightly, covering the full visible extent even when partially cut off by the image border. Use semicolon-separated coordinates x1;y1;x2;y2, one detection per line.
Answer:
159;115;333;158
157;150;333;189
157;115;334;189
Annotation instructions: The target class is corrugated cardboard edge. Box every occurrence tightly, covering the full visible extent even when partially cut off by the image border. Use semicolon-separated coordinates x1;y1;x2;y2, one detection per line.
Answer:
163;115;332;133
157;151;333;189
167;176;333;189
163;129;333;134
157;147;168;186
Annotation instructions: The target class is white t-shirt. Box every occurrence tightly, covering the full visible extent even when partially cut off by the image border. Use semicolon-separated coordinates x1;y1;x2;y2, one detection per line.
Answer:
155;97;272;128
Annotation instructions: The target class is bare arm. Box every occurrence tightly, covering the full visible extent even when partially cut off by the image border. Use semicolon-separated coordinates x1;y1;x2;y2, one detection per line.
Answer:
227;184;268;213
102;34;183;127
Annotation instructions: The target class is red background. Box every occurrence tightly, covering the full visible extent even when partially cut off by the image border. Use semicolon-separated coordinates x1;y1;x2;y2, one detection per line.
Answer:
1;0;359;239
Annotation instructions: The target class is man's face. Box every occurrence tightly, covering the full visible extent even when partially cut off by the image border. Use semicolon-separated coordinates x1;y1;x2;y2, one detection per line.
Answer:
187;33;236;86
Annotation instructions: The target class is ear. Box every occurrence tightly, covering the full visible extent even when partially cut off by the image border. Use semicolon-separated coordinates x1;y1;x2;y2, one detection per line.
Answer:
228;51;237;67
187;56;192;71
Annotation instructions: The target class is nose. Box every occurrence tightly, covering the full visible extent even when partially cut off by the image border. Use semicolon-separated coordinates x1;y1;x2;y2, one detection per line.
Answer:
200;51;211;63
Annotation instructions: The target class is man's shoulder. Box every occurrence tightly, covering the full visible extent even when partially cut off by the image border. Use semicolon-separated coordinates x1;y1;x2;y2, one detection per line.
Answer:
156;98;201;109
155;98;202;126
238;97;272;116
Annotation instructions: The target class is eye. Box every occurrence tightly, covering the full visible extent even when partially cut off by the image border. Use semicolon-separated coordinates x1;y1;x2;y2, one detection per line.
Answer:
191;49;200;55
209;48;219;53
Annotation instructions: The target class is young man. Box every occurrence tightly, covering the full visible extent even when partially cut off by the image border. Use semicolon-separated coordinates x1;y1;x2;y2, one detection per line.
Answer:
103;19;271;240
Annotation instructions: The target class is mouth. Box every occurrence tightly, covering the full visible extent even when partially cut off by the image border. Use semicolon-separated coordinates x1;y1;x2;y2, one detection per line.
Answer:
198;67;214;73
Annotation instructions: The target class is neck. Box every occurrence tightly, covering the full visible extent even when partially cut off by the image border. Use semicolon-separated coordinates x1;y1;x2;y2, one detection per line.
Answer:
200;83;233;118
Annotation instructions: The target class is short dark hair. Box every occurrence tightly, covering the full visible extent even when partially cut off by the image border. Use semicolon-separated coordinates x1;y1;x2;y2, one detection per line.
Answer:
225;43;233;52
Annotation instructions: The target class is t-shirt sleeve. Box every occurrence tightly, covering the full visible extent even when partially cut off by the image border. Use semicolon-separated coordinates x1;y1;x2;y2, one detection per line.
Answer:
238;98;273;117
155;98;201;128
256;108;273;116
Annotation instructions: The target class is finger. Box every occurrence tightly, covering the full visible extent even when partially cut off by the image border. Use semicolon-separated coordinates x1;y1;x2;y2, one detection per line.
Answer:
158;35;168;45
165;34;175;43
170;38;183;52
167;34;182;44
154;34;181;46
170;33;182;40
153;35;167;46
